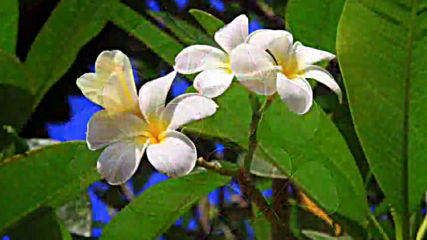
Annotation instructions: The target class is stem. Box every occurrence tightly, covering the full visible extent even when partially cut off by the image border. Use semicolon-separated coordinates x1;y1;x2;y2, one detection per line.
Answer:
416;213;427;240
197;158;279;225
368;212;391;240
197;157;239;176
272;179;292;240
243;95;272;173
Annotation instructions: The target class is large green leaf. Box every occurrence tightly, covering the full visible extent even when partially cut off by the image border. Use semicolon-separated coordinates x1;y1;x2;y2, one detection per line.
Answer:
257;100;367;223
6;208;72;240
186;85;367;224
100;171;231;240
0;0;18;53
337;0;427;226
110;2;183;66
0;142;100;232
25;0;112;105
189;9;224;35
287;0;345;53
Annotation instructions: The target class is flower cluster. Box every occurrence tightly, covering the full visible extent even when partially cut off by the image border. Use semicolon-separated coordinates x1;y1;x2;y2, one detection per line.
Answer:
77;14;341;185
175;14;341;114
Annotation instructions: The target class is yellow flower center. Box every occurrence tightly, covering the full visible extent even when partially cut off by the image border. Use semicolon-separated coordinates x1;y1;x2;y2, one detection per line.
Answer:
144;118;168;144
280;55;303;79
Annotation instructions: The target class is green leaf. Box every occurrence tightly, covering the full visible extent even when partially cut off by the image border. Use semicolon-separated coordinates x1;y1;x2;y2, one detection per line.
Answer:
185;85;367;224
25;0;112;106
101;171;230;240
0;0;18;53
302;229;353;240
258;100;367;223
0;142;100;232
110;2;183;66
147;11;216;46
336;0;427;227
5;207;72;240
287;0;345;53
189;9;224;35
184;84;252;147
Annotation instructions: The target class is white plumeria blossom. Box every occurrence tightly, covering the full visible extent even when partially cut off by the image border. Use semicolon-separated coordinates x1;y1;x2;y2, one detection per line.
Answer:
231;29;342;114
77;50;218;185
174;14;249;98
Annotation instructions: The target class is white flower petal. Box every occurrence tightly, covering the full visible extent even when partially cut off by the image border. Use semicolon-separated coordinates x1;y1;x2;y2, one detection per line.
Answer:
102;73;140;114
146;131;197;177
304;66;342;102
194;69;233;98
277;73;313;115
231;43;279;95
246;29;293;65
231;43;277;76
97;140;147;185
161;93;218;130
174;45;229;74
239;71;278;95
214;14;248;53
294;42;336;66
76;73;104;105
87;110;148;150
77;50;137;108
139;71;176;120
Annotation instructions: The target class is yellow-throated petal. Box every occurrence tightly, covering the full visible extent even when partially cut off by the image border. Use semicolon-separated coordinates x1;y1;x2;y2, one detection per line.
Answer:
161;93;218;131
146;131;197;177
76;50;138;110
139;71;176;121
97;140;147;185
87;110;148;150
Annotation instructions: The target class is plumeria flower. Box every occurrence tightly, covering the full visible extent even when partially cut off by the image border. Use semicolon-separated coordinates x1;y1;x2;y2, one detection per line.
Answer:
77;50;218;185
174;14;249;98
231;30;342;114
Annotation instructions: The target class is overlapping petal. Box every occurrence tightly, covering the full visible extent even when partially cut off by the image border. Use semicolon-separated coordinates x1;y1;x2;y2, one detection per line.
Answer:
304;66;342;102
231;43;279;94
139;71;176;120
277;73;313;115
102;73;140;114
214;14;248;53
174;45;229;74
194;69;234;98
146;131;197;177
77;50;137;108
294;42;336;66
87;110;148;150
97;140;147;185
161;93;218;131
246;29;293;65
